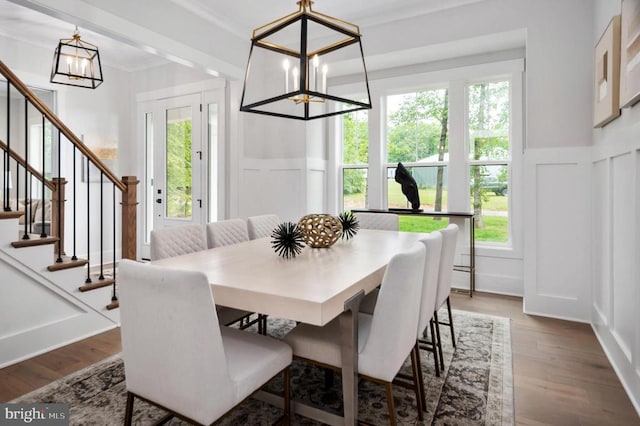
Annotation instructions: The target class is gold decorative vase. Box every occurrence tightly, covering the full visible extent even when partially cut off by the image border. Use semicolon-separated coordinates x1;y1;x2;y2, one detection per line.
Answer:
297;214;343;248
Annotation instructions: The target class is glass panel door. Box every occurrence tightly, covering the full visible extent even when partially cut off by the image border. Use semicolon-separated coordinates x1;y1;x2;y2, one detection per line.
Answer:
153;94;202;230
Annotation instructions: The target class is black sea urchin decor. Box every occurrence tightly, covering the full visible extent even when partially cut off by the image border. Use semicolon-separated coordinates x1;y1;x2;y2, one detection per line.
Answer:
339;211;360;240
271;222;305;259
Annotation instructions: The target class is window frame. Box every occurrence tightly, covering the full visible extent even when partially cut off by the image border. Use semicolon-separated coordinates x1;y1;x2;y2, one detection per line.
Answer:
331;59;524;258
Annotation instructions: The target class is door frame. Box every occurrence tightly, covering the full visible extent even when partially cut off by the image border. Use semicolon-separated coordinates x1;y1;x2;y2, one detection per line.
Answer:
136;79;226;260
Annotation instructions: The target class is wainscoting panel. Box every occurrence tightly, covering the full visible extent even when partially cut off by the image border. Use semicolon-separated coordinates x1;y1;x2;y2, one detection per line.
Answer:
269;169;304;220
307;168;326;214
0;245;116;368
591;159;609;323
611;153;635;361
239;158;327;222
524;147;591;322
591;141;640;415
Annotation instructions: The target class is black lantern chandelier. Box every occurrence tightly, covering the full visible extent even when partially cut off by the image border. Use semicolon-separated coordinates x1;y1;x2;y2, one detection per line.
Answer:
50;26;103;89
240;0;372;120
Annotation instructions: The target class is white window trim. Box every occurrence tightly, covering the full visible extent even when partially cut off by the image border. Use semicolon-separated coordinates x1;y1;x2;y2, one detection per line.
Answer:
330;59;524;259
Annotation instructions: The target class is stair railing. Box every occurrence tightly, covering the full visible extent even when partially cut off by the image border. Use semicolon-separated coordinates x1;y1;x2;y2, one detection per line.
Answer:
0;60;138;310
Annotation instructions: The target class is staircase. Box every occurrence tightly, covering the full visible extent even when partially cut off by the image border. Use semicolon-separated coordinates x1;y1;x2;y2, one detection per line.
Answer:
0;61;137;368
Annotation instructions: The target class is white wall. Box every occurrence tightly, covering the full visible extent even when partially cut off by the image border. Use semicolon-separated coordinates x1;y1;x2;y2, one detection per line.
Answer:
590;0;640;414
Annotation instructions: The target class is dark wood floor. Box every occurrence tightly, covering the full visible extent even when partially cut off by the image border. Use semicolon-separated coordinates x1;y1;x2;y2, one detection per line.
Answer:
1;292;638;424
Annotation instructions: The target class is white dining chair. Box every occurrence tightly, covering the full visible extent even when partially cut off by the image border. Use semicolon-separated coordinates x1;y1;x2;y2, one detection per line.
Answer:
118;260;292;425
414;232;443;406
206;218;249;248
247;214;280;240
356;212;400;315
432;223;459;371
150;223;252;329
150;224;207;261
283;243;426;425
360;231;444;403
354;211;399;231
206;218;265;333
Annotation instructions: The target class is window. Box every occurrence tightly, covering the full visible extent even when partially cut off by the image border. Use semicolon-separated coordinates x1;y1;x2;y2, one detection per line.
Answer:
336;60;522;249
467;80;510;244
385;89;451;233
341;108;368;210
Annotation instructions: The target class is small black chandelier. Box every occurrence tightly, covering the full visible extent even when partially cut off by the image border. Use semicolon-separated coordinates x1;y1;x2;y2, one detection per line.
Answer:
50;26;103;89
240;0;372;120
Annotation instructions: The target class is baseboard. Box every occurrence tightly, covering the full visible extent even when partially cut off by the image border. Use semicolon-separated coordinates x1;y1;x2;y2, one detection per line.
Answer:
521;307;591;324
592;322;640;417
452;270;523;297
0;314;116;369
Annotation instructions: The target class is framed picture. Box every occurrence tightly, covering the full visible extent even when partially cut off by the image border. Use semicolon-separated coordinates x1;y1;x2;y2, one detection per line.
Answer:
82;156;117;182
620;0;640;108
594;15;621;128
81;143;118;183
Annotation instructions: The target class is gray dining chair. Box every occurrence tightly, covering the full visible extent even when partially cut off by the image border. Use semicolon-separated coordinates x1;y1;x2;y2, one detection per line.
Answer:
119;260;292;425
283;243;426;425
150;224;253;329
247;214;280;240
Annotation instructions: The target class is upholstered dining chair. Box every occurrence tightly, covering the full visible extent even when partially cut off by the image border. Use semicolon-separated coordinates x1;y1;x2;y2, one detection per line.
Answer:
118;260;292;426
247;214;280;240
356;212;400;314
354;211;399;231
413;232;443;405
150;224;252;329
206;218;266;333
150;223;206;261
360;231;444;395
432;223;459;371
206;218;249;248
283;243;426;425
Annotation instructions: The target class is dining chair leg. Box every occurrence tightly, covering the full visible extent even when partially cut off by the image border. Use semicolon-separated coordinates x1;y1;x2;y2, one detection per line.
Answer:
283;367;291;425
411;342;425;419
258;314;268;335
385;381;397;426
414;343;427;410
429;318;441;377
446;297;456;348
434;311;445;371
324;368;334;390
124;392;134;426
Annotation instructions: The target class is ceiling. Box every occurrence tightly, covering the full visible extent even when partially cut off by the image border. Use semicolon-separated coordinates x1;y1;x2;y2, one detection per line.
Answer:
0;0;168;72
0;0;499;74
170;0;485;40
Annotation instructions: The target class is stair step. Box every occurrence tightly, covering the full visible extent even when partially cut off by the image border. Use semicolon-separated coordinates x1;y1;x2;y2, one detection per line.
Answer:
79;277;116;292
11;234;59;248
106;300;119;310
0;211;24;220
47;256;89;272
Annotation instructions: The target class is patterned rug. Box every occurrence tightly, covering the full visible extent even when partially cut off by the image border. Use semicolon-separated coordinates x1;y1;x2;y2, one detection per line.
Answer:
12;310;513;425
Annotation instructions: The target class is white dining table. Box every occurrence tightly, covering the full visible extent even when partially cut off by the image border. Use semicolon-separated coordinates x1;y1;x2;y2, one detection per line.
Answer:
152;228;426;425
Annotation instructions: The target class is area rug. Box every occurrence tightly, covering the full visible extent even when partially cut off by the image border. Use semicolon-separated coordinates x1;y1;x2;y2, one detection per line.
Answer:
12;310;513;425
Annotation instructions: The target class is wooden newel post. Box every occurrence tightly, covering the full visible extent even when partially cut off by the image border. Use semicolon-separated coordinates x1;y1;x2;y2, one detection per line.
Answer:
121;176;139;260
52;177;67;257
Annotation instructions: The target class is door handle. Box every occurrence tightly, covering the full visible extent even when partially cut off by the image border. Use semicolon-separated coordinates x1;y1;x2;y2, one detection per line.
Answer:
156;198;162;204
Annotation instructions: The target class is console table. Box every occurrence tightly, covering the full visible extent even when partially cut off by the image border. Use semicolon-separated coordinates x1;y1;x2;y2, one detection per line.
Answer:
351;209;475;297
